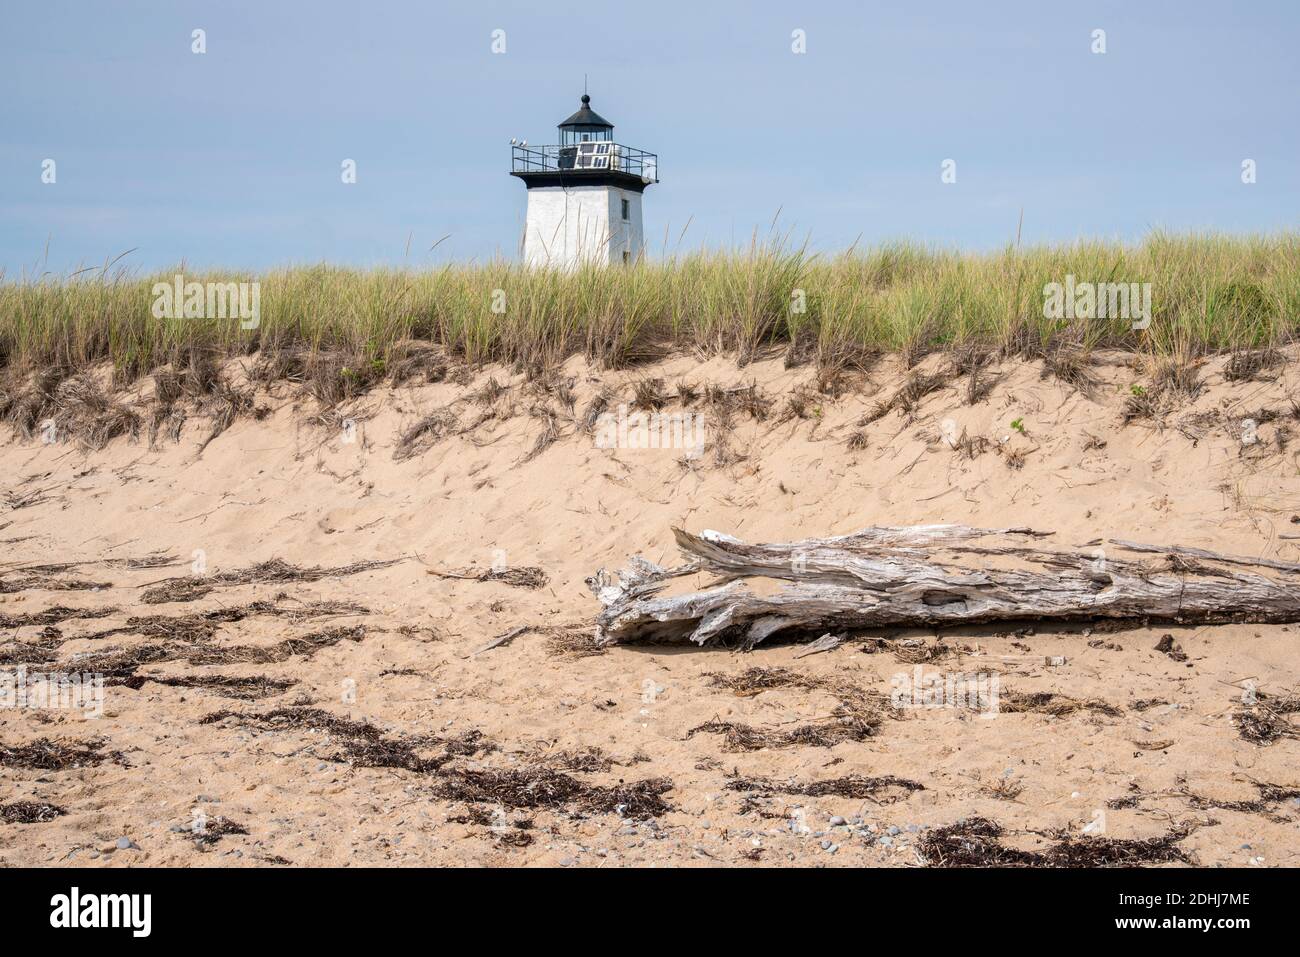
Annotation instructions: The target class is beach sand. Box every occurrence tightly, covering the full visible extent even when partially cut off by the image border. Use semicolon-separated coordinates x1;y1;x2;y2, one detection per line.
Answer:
2;348;1298;867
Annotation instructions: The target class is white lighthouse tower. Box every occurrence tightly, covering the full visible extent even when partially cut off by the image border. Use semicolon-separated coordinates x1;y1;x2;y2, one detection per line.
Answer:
511;93;658;268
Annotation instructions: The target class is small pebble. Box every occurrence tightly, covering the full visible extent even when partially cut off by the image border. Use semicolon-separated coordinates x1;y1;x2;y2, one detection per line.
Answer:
829;816;846;827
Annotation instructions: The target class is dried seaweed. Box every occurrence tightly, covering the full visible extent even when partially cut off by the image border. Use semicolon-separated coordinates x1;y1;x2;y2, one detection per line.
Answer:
0;575;111;595
75;624;366;683
687;707;881;752
918;817;1193;868
131;674;298;700
434;767;673;817
1235;692;1300;744
727;773;923;803
428;566;549;589
0;801;66;824
0;606;117;629
140;558;399;604
0;738;126;771
998;690;1122;717
199;706;673;817
191;816;249;848
544;625;607;659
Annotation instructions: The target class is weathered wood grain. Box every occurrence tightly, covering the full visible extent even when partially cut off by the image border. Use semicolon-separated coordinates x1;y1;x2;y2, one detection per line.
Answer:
588;525;1300;647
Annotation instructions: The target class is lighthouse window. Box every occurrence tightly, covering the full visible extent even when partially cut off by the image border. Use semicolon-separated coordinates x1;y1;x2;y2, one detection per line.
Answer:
621;199;630;221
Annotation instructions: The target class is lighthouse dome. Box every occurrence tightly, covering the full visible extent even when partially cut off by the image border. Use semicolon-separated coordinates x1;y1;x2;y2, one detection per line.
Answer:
558;94;614;144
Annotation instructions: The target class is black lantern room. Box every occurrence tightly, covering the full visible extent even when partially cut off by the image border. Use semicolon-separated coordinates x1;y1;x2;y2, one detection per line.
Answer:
557;94;614;146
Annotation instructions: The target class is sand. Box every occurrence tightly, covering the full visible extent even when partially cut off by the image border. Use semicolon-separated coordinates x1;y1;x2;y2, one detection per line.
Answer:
2;347;1299;867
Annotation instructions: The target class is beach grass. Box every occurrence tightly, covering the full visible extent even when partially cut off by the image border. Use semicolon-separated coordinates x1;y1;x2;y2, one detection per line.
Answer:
1;232;1296;386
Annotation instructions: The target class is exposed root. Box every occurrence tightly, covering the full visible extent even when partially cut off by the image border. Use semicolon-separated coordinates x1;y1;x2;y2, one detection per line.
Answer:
1041;347;1098;396
393;407;459;460
520;404;562;464
861;370;950;424
52;374;141;450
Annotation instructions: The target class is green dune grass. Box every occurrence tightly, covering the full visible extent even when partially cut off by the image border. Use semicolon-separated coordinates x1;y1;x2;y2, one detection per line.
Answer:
2;232;1296;383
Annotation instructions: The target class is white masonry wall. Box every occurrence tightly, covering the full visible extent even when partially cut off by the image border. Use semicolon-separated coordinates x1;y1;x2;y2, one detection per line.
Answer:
522;185;644;268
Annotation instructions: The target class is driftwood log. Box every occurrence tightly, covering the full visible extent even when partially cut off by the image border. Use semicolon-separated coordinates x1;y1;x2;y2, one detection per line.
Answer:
586;525;1300;647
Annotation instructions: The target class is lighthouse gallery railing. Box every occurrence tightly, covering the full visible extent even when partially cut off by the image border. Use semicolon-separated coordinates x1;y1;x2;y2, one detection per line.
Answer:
511;143;659;182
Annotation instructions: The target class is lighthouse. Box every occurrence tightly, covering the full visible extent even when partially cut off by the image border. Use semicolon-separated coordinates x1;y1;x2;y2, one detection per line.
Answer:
511;93;658;268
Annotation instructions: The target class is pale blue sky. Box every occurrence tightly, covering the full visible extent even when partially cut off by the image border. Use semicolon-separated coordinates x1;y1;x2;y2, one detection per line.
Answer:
1;0;1296;274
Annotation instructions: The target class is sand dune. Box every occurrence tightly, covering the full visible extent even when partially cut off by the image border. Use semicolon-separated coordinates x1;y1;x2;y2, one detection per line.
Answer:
2;348;1299;867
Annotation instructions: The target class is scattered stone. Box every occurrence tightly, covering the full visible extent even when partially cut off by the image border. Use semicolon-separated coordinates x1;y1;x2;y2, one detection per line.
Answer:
1155;634;1188;662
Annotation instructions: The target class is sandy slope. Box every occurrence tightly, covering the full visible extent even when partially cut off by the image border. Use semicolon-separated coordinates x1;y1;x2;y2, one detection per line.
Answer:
2;348;1299;867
